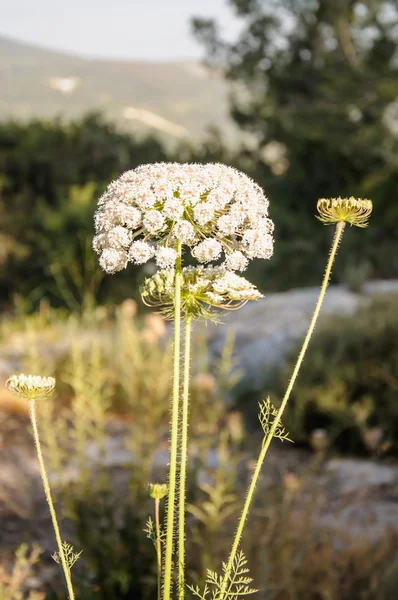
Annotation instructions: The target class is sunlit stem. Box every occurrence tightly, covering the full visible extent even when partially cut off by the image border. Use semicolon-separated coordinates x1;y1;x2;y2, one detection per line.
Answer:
28;400;76;600
219;221;346;600
155;498;162;600
163;240;182;600
178;314;192;599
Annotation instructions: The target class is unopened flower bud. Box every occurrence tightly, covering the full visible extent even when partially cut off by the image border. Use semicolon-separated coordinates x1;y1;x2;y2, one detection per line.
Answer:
148;483;168;500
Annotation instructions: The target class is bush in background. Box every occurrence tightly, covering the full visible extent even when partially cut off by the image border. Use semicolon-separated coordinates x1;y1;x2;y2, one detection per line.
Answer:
264;295;398;455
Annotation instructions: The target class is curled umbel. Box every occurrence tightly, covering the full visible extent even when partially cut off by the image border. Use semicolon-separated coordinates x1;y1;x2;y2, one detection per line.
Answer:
93;162;274;274
317;197;373;228
141;266;263;320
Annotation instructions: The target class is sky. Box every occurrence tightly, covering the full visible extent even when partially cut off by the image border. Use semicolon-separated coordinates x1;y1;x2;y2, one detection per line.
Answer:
1;0;241;61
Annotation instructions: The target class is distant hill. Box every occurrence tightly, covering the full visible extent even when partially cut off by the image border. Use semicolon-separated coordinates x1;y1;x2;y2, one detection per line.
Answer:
0;35;237;143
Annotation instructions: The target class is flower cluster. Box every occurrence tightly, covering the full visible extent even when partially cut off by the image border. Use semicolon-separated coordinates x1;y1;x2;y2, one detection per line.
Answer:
148;483;169;500
317;197;373;228
6;374;56;400
141;266;263;319
93;163;274;274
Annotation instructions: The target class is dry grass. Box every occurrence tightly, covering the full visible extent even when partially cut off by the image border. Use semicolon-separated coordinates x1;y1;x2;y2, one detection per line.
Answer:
0;544;45;600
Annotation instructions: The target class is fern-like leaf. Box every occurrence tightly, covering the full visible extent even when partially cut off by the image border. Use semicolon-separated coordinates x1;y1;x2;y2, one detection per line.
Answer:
52;541;82;570
144;517;156;543
259;397;292;443
187;583;210;599
188;551;257;600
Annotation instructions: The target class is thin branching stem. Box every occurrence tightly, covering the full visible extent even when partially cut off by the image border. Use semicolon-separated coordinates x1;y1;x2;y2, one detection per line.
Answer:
163;240;183;600
178;314;192;599
155;498;162;600
28;400;76;600
218;221;346;600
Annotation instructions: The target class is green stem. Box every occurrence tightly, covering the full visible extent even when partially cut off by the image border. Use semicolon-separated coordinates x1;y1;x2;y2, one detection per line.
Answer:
155;498;162;600
219;221;346;600
178;315;192;599
163;240;183;600
28;400;76;600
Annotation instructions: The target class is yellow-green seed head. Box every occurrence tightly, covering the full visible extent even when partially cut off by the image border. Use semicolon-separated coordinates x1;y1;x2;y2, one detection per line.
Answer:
148;483;168;500
6;374;56;401
317;197;373;227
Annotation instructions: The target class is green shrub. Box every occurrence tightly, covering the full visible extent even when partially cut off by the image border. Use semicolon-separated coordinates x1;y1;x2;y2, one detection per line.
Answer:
264;295;398;455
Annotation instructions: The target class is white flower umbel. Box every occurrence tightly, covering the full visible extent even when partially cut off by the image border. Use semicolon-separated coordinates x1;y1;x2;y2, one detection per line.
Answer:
141;266;263;320
6;374;55;400
93;162;274;274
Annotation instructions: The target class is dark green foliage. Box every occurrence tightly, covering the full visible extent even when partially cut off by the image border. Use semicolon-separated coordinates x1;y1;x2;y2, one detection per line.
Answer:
266;296;398;454
0;114;171;310
58;483;157;600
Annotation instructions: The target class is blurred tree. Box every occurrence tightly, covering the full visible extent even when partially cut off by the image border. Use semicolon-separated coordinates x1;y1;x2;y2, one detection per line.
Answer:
0;114;239;310
0;114;171;309
193;0;398;289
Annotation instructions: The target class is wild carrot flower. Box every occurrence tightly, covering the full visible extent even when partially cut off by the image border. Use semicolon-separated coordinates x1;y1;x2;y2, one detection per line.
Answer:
6;374;55;400
93;161;274;600
5;374;78;600
93;162;274;273
317;197;373;227
148;483;169;500
140;266;263;319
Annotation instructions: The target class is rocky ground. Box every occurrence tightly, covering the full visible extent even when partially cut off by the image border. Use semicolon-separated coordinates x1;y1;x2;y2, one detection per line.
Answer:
203;279;398;395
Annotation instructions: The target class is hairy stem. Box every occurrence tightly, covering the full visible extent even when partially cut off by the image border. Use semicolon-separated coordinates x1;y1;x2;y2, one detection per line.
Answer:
219;221;346;599
163;240;182;600
28;400;76;600
155;498;162;600
178;315;192;599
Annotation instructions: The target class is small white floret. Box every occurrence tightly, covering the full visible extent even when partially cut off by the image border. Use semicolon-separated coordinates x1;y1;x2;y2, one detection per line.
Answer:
99;248;128;273
143;210;166;234
155;247;178;269
192;239;223;263
128;241;155;265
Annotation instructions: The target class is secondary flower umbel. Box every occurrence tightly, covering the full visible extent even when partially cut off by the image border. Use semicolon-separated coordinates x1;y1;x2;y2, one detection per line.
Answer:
93;162;274;273
140;266;263;319
6;374;56;400
317;197;373;228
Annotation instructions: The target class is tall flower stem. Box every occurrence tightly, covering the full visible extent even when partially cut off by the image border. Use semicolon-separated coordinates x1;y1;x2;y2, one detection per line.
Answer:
28;400;76;600
219;221;346;600
155;498;162;600
178;314;192;599
163;240;183;600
